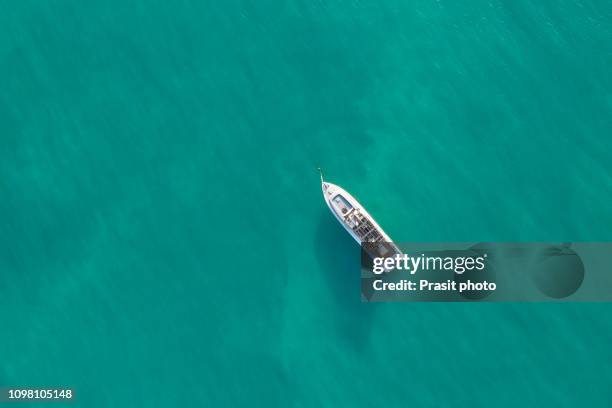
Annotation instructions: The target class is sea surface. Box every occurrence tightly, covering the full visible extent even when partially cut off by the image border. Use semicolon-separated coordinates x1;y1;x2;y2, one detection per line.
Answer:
1;0;611;406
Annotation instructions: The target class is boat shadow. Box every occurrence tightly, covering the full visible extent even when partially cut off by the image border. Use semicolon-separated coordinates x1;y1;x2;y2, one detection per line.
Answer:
314;214;376;351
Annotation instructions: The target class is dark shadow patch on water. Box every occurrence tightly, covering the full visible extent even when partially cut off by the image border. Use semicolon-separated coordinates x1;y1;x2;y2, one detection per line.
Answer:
314;214;376;351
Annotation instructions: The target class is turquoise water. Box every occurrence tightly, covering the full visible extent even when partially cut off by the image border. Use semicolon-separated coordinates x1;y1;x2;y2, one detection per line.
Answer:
1;0;611;406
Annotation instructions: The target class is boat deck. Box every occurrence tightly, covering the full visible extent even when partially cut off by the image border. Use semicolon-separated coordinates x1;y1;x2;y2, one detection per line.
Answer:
321;177;401;260
346;210;402;258
350;210;386;242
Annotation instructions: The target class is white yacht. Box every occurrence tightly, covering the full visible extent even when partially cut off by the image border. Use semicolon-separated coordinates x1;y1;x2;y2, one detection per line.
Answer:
319;169;402;259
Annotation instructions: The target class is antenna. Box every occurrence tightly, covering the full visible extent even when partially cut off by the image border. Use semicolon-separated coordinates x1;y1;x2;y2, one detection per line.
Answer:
317;167;324;183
